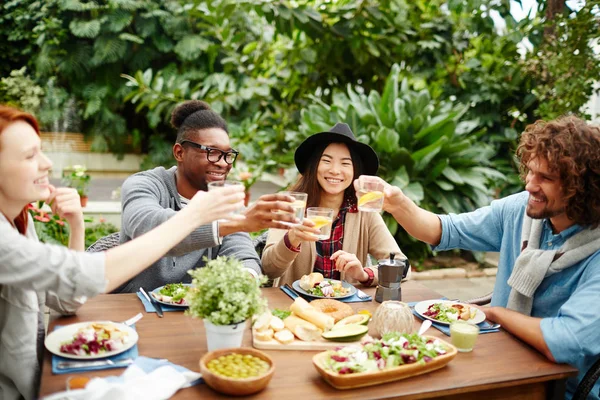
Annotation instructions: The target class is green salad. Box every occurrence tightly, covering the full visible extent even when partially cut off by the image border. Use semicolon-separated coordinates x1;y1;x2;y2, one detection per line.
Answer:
156;283;189;304
321;332;449;375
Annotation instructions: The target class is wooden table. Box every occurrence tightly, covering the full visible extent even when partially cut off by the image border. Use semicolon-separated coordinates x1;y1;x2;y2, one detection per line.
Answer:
40;281;576;399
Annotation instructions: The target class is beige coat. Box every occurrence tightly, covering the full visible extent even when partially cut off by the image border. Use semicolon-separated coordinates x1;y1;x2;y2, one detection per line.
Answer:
261;211;408;287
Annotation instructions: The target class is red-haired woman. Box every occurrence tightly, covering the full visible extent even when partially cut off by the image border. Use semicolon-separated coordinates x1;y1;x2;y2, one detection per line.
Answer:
0;105;245;399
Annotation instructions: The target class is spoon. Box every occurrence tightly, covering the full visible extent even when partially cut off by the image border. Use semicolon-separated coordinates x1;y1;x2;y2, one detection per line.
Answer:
418;319;432;336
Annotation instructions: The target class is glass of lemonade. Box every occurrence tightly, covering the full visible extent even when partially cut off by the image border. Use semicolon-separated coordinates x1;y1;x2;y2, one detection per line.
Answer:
306;207;334;240
207;180;245;216
356;176;385;212
450;321;480;352
278;191;308;227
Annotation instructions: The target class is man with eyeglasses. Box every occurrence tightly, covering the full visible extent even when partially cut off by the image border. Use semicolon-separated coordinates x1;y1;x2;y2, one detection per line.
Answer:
114;101;297;293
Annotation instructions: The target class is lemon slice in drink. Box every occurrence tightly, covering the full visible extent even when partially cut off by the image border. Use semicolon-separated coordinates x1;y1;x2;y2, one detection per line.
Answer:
358;191;384;208
309;216;331;229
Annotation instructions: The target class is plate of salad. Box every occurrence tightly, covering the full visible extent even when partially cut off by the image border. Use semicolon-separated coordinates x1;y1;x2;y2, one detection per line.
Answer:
414;299;486;325
313;332;457;389
151;283;192;307
292;279;356;299
45;321;138;360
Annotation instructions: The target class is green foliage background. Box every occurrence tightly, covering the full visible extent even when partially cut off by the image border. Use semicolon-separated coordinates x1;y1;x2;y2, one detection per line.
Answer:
2;0;599;260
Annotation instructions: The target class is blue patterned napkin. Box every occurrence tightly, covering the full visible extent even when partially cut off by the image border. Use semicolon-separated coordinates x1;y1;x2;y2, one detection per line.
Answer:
136;292;186;312
407;301;500;336
51;325;139;374
280;285;372;303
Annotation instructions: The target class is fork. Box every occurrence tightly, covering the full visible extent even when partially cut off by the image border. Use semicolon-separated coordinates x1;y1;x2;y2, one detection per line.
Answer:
356;289;371;300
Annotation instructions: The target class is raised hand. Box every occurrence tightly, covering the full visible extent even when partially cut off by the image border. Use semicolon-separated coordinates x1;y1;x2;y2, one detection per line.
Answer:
331;250;367;282
354;175;407;214
287;219;321;247
239;193;297;232
186;185;246;226
46;185;84;227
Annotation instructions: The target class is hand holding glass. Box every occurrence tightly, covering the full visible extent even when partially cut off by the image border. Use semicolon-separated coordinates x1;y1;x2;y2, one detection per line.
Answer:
306;207;334;240
356;176;385;212
207;180;245;217
277;191;307;227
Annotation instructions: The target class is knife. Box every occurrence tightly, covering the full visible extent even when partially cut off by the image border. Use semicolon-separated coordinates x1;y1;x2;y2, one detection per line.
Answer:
57;357;134;370
140;287;164;317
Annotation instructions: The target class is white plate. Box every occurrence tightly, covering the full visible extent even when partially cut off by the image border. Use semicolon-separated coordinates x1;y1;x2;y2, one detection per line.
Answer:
151;283;193;307
414;299;486;325
292;279;357;300
45;321;138;360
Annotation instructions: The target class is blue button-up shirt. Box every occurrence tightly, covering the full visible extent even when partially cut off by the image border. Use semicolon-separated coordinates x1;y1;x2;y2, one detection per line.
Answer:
434;191;600;400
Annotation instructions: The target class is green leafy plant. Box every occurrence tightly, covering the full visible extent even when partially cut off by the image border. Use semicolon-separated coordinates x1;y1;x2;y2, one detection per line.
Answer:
84;219;118;249
0;67;44;113
186;256;267;325
299;64;506;261
62;165;91;197
27;202;70;246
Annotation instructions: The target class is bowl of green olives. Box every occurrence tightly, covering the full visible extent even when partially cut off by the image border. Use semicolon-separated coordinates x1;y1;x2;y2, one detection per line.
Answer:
199;347;275;396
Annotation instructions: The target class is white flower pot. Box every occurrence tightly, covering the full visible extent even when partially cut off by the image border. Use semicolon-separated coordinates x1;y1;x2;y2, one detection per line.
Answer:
203;319;247;351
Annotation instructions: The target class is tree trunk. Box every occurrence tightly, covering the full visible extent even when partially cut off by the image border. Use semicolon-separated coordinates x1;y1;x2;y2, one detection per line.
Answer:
544;0;566;37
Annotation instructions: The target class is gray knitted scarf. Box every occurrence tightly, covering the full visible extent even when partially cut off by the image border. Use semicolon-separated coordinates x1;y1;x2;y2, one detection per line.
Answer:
506;212;600;315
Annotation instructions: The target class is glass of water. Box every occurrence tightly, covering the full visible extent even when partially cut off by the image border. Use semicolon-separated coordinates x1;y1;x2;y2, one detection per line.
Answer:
278;191;307;227
306;207;334;240
207;180;245;217
356;176;385;212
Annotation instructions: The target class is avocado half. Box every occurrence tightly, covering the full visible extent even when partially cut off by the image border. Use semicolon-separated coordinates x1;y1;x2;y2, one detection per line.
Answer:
333;314;370;329
322;324;369;342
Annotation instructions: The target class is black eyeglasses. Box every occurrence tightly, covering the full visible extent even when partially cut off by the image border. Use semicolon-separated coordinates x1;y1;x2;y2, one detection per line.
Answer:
179;140;239;165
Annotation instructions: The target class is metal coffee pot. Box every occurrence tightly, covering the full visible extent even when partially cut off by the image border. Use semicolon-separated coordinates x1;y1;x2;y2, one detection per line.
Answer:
375;252;410;303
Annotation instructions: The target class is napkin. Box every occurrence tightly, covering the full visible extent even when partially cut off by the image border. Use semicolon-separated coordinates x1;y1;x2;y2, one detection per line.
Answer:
43;357;203;400
136;292;185;313
408;301;500;336
280;285;372;303
51;325;139;374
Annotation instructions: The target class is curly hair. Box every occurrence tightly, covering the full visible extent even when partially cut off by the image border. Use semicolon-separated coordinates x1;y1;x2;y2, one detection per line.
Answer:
516;115;600;228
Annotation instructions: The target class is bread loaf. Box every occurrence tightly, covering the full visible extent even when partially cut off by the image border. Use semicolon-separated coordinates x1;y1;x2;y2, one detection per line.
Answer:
290;297;334;332
283;315;322;341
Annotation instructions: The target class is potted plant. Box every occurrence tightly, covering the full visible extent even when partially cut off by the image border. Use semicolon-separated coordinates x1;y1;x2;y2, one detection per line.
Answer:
63;165;91;206
186;256;267;351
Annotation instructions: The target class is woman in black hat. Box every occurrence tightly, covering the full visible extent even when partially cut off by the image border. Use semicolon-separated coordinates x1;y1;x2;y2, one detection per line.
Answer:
261;123;408;288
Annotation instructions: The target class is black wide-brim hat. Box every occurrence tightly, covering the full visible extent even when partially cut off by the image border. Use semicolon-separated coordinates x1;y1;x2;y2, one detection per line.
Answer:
294;123;379;175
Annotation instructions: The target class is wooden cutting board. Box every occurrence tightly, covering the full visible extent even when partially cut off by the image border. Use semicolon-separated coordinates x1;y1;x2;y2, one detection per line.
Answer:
253;332;363;351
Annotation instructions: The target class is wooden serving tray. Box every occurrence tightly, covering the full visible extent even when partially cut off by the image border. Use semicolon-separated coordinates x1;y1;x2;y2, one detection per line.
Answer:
312;336;458;389
253;334;363;351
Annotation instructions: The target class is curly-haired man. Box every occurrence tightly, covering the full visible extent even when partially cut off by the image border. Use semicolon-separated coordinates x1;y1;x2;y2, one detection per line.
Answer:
360;116;600;400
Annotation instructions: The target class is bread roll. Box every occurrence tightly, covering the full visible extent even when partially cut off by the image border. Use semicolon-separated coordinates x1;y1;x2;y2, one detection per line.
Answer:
310;299;354;322
284;315;322;341
290;297;334;332
299;272;324;291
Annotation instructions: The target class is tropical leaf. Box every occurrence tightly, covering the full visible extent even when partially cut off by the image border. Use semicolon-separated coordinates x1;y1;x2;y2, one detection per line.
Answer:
69;20;101;38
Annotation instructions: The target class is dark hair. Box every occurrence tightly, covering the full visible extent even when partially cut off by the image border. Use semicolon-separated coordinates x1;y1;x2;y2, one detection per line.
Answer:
0;105;41;235
517;115;600;228
171;100;228;143
289;142;365;208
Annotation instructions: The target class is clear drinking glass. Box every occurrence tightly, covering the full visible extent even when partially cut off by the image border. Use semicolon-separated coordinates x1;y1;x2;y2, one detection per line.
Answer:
278;191;308;227
356;176;385;212
306;207;334;240
450;321;480;352
207;180;245;216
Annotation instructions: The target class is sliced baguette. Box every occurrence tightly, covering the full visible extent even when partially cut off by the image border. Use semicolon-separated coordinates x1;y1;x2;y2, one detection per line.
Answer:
274;329;295;344
284;315;322;341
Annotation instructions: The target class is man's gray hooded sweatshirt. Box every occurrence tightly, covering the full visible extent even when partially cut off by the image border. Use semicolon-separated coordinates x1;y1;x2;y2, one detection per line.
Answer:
114;166;261;293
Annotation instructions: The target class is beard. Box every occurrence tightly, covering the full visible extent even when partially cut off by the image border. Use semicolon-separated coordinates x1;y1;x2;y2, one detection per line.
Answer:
526;203;566;220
